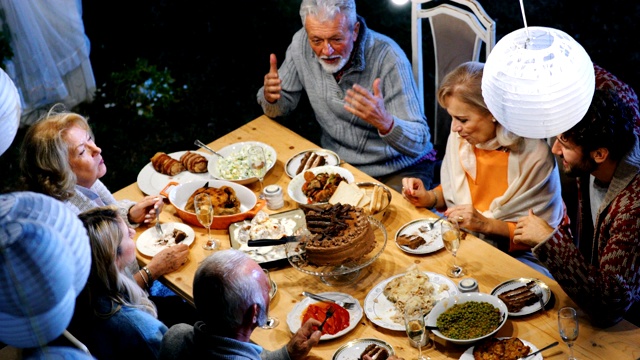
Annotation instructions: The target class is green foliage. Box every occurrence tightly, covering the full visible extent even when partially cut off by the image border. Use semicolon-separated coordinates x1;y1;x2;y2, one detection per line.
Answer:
98;58;185;120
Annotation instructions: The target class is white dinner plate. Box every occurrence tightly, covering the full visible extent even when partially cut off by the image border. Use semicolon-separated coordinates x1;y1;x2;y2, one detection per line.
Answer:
287;292;363;341
460;337;542;360
137;150;213;195
332;338;395;360
364;271;458;331
135;222;195;257
395;218;445;254
287;165;355;205
206;141;277;185
285;149;341;178
490;277;551;317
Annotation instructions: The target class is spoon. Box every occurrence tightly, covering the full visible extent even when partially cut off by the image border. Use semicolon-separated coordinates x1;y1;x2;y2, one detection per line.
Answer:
194;139;224;159
518;341;559;359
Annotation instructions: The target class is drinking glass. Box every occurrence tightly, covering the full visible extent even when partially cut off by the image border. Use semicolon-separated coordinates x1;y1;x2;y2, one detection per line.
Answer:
248;145;267;194
260;269;279;329
404;297;429;360
194;193;219;250
558;307;579;360
441;219;463;277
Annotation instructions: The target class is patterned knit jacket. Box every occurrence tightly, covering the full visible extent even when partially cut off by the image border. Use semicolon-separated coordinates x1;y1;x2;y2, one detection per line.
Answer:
533;138;640;327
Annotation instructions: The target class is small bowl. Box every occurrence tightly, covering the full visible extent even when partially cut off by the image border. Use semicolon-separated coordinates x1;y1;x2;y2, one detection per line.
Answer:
355;182;392;222
426;292;508;345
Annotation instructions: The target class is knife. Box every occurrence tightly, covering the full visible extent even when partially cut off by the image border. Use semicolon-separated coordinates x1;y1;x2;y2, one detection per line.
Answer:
248;235;302;247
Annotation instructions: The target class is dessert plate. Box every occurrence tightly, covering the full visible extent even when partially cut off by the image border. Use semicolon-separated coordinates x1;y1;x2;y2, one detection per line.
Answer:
395;218;445;254
460;337;542;360
207;141;277;185
137;151;212;195
490;278;551;317
364;271;458;331
287;292;363;341
285;149;340;178
332;338;395;360
136;222;195;257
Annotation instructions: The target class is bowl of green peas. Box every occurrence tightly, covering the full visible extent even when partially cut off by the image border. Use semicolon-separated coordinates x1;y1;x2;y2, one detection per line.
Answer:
425;292;508;345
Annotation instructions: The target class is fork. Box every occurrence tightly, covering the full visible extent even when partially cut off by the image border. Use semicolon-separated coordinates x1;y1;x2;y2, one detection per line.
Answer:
424;215;446;231
302;291;356;310
155;208;163;237
532;283;545;312
317;306;335;332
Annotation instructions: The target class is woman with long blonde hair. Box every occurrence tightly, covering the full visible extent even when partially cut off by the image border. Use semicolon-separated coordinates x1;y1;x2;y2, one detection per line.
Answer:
72;206;166;359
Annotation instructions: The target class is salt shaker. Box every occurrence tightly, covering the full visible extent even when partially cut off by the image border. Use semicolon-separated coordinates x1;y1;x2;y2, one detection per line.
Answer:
263;184;284;210
458;278;478;293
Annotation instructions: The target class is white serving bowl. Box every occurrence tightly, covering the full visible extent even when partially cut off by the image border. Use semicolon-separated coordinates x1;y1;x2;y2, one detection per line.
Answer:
207;141;277;185
287;165;354;205
425;292;508;345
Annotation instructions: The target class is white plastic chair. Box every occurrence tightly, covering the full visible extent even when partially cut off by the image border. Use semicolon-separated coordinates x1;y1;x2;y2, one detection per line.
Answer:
411;0;495;150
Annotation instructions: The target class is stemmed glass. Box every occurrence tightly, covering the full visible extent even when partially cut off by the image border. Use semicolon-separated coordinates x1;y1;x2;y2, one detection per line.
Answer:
441;219;463;277
260;269;279;329
194;193;219;250
558;307;579;360
404;297;429;360
248;145;267;195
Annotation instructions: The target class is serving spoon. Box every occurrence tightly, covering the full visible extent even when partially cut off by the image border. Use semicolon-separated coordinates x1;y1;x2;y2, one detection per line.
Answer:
194;139;224;159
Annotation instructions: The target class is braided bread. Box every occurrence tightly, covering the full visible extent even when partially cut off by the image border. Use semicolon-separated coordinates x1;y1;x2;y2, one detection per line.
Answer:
180;151;208;173
151;152;186;176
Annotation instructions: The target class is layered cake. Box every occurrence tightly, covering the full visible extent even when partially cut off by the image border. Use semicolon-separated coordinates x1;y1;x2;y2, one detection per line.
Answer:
303;203;375;266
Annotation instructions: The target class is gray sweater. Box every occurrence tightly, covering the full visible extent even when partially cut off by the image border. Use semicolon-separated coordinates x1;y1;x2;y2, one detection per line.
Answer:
258;17;433;177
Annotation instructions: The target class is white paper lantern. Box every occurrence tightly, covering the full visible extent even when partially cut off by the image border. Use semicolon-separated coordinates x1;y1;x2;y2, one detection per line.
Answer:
482;26;595;139
0;67;21;156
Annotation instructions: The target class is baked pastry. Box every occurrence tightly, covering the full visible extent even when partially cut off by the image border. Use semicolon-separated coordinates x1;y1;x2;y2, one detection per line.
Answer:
296;151;327;175
497;281;538;312
359;344;389;360
396;234;426;249
185;183;241;215
473;337;530;360
180;151;208;173
151;152;186;176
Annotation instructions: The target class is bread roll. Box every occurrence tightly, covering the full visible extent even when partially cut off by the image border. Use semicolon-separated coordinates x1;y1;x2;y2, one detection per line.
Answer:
180;151;208;173
151;152;186;176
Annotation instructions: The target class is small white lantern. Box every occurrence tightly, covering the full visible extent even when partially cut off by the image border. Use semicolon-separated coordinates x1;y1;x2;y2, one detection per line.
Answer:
481;26;595;139
0;67;21;156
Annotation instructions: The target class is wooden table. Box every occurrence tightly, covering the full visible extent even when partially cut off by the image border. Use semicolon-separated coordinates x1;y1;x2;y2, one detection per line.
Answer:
114;115;640;359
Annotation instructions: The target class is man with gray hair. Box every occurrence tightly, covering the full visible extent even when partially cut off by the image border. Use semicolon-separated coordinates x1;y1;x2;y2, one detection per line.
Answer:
258;0;437;193
159;249;322;359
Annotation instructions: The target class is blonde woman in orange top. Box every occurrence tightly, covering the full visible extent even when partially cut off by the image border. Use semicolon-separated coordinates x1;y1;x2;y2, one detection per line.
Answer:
402;62;564;275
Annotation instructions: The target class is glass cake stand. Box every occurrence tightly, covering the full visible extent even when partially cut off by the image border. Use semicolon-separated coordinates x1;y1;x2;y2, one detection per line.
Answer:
285;217;387;286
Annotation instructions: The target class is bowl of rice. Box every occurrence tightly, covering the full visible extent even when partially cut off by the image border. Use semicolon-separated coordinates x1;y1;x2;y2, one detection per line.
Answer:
425;292;508;345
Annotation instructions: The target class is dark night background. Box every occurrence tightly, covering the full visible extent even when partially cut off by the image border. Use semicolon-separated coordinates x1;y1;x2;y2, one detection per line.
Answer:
1;0;638;194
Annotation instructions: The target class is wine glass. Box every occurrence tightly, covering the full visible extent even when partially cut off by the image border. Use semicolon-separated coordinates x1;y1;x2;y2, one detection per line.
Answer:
260;269;279;329
194;193;219;250
404;297;430;360
441;219;463;277
558;307;579;359
248;145;267;195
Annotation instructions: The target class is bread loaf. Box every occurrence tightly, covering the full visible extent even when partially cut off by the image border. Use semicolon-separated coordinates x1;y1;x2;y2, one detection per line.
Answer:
180;151;208;173
151;152;186;176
